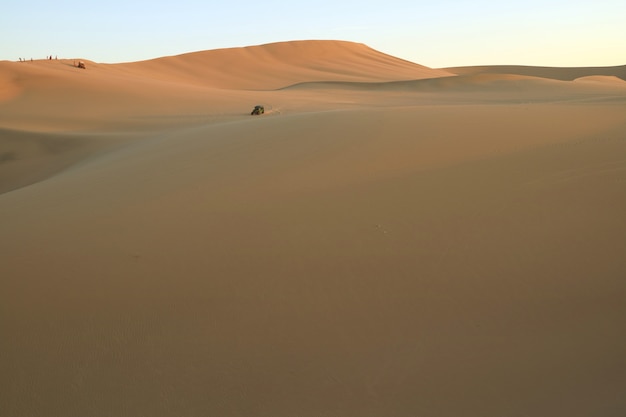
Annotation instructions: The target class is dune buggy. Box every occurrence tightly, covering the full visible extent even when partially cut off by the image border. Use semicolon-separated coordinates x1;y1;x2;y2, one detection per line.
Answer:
251;105;265;115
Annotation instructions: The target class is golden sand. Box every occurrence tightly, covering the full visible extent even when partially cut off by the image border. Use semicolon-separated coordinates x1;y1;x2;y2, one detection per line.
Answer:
1;40;625;417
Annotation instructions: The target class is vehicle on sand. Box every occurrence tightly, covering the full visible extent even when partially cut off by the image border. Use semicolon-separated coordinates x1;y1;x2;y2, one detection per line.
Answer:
251;105;264;115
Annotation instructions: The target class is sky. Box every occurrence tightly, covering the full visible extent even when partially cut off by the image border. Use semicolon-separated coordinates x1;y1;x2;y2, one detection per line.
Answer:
2;0;624;68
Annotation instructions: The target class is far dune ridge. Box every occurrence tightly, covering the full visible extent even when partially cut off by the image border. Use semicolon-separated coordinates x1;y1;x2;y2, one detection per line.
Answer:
445;63;626;81
1;40;626;417
574;75;626;84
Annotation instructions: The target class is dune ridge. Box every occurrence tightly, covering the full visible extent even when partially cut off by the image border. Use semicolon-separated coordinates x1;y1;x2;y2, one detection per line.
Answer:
119;40;454;90
1;40;626;417
445;63;626;81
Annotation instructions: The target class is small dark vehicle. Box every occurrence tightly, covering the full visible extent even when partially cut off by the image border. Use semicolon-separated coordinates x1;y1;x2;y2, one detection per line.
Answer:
251;105;264;115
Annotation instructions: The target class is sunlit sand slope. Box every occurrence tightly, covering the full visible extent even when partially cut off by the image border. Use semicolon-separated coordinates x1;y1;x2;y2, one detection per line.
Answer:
1;40;626;417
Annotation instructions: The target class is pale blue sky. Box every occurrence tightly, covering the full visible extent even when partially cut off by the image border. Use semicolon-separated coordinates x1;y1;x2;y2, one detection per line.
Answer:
2;0;624;67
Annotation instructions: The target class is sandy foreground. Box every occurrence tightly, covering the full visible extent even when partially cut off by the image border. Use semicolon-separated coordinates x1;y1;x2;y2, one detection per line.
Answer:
1;40;626;417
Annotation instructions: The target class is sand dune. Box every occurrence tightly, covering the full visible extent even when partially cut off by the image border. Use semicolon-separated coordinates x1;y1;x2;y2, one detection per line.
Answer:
574;75;626;84
1;40;626;417
445;63;626;81
284;72;626;105
121;40;454;90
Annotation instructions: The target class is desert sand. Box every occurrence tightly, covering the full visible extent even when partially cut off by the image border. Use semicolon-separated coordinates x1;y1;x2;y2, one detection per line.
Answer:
1;40;625;417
